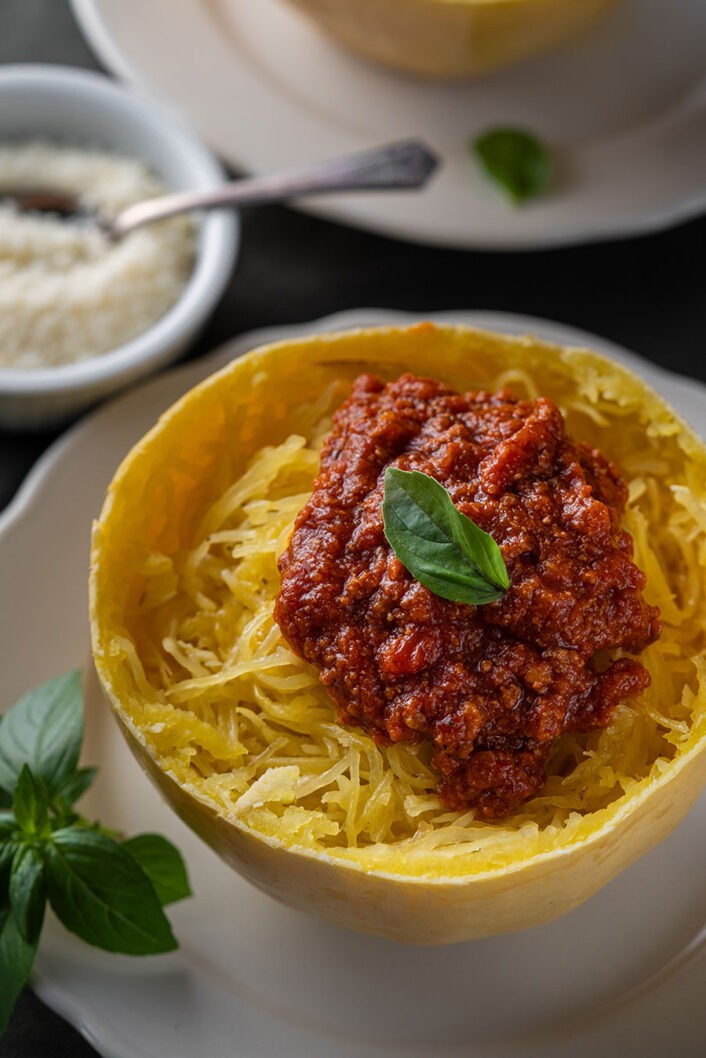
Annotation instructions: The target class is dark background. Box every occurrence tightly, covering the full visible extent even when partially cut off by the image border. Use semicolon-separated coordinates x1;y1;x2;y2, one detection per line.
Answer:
1;1;704;1054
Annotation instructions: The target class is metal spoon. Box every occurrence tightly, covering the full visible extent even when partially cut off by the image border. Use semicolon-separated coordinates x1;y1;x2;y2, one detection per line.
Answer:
1;139;439;240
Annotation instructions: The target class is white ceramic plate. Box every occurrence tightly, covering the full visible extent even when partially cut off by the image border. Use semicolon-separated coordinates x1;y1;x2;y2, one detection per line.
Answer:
3;310;706;1057
70;0;706;250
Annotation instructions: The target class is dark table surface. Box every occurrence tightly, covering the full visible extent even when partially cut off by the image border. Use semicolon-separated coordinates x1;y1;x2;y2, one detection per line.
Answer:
1;2;705;1055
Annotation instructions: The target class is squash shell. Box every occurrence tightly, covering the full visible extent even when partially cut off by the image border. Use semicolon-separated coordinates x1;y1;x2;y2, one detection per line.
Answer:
90;324;706;944
280;0;623;79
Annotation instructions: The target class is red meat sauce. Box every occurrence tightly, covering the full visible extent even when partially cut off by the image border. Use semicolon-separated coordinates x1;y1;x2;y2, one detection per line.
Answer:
275;374;661;818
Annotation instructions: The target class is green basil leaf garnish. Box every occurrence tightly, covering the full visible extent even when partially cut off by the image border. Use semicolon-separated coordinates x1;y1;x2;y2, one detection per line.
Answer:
12;766;47;837
0;671;83;800
122;834;192;907
0;903;37;1037
0;839;17;891
0;670;190;1039
0;811;17;841
472;127;551;204
382;467;509;605
9;845;46;946
51;767;98;813
45;828;178;955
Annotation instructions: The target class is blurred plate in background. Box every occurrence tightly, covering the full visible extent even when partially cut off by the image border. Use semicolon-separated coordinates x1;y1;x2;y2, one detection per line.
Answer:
72;0;706;249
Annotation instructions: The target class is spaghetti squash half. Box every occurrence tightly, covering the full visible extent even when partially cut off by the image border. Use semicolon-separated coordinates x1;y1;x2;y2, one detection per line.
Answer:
90;324;706;944
280;0;623;79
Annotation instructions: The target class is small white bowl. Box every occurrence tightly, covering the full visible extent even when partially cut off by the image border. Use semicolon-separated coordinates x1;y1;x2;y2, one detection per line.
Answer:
0;64;239;431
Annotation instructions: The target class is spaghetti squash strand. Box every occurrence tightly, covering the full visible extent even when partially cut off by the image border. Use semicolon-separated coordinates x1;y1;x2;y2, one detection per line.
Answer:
125;372;706;864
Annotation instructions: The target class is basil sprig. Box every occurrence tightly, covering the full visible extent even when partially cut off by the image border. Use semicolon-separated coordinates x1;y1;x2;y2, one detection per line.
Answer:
0;671;191;1037
472;127;551;205
382;467;509;605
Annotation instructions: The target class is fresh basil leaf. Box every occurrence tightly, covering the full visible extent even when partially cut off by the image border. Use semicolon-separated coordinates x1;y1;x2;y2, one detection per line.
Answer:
52;767;98;811
0;789;10;810
13;766;47;836
45;828;178;955
0;811;16;841
9;845;46;946
0;902;37;1037
451;498;510;592
0;839;17;892
472;127;551;204
0;671;83;800
384;504;504;604
0;835;16;865
382;468;509;606
122;834;191;907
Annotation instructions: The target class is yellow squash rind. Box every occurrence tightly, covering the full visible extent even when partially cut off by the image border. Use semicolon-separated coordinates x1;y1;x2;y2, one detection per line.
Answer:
281;0;623;79
91;324;706;943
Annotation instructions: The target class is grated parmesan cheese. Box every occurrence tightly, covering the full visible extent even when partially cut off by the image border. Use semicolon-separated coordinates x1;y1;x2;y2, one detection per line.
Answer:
0;141;195;370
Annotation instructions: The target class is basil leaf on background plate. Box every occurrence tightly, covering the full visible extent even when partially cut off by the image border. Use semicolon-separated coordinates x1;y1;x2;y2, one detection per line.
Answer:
472;127;551;204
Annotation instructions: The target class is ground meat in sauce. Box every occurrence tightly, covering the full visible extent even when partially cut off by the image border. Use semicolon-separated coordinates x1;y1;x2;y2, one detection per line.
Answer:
275;374;662;818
